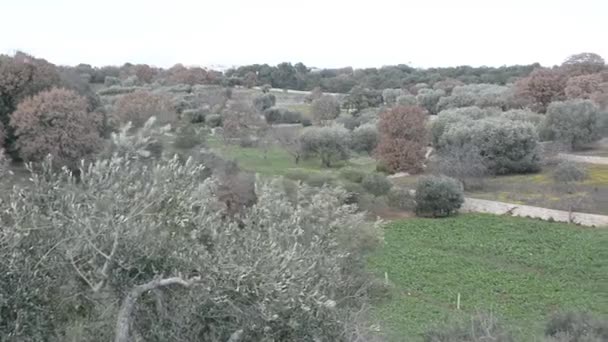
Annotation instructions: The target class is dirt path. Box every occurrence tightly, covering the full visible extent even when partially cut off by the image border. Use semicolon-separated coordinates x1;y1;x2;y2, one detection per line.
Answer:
461;197;608;227
558;153;608;165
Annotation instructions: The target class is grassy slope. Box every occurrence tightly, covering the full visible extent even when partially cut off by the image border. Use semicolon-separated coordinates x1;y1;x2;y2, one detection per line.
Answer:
368;214;608;341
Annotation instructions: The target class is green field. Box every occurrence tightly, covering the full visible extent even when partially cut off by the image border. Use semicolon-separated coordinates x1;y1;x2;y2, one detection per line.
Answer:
368;214;608;341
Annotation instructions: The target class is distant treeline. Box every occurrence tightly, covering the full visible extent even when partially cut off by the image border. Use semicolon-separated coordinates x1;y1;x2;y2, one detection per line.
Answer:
223;62;541;93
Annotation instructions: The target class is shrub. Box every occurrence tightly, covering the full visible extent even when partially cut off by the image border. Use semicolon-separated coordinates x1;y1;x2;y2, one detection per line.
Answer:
432;106;501;146
253;93;276;112
10;88;103;168
376;105;428;173
544;311;608;342
103;76;121;87
312;95;341;122
173;126;205;150
552;161;588;184
0;122;5;149
301;117;312;126
375;160;391;174
416;88;445;114
264;107;303;124
205;114;222;128
340;181;366;205
387;187;415;211
396;94;418;106
351;123;378;155
415;175;464;217
299;125;350;167
280;109;304;124
542;99;603;149
181;108;206;123
439;118;541;174
263;107;283;124
361;173;392;196
340;168;367;183
112;90;176;128
336;114;359;130
382;88;404;105
435;143;488;190
424;312;514;342
97;86;142;96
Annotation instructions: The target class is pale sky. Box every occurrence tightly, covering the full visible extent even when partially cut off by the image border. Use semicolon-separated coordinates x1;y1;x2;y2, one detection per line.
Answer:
1;0;606;69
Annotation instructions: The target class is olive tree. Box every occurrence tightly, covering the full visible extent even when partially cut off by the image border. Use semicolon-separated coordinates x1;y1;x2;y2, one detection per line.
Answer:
299;125;350;167
439;118;541;174
416;88;445;114
542;99;603;149
0;154;382;342
350;123;378;155
415;175;464;217
312;95;341;123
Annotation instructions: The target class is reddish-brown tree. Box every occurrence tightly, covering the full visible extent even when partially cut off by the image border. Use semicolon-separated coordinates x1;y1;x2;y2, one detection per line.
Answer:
515;68;566;113
111;90;176;128
376;105;428;173
562;52;605;76
10;88;103;167
565;74;603;99
134;64;157;83
167;64;208;85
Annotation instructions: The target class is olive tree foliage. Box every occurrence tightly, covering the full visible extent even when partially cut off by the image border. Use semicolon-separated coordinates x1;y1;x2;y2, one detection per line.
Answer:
434;143;488;190
299;125;350;167
350;123;379;155
9;88;103;168
541;100;603;149
431;106;501;147
416;88;445;114
437;84;512;111
382;88;405;105
253;93;276;112
415;175;464;217
0;154;383;342
312;95;341;123
438;117;541;174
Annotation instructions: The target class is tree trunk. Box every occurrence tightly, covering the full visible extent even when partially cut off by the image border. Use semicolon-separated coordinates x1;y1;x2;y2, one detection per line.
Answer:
114;277;199;342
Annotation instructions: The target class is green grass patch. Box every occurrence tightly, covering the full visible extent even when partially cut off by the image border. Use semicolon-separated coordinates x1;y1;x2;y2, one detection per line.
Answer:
584;164;608;186
368;214;608;341
208;137;376;178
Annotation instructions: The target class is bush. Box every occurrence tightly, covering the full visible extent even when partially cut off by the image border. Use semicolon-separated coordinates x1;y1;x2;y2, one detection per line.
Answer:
424;312;514;342
415;175;464;217
340;181;366;205
336;114;359;130
375;160;391;174
97;86;142;96
10;88;103;168
542;100;603;149
416;88;445;114
104;76;121;87
253;93;276;112
312;95;341;122
205;114;222;128
173;126;205;150
112;90;176;128
0;122;5;149
181;108;207;123
432;106;500;147
396;94;417;106
361;173;392;196
544;311;608;342
387;187;415;211
264;107;303;124
552;161;588;184
351;123;378;155
439;118;541;174
376;105;428;173
340;168;367;183
299;125;350;167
